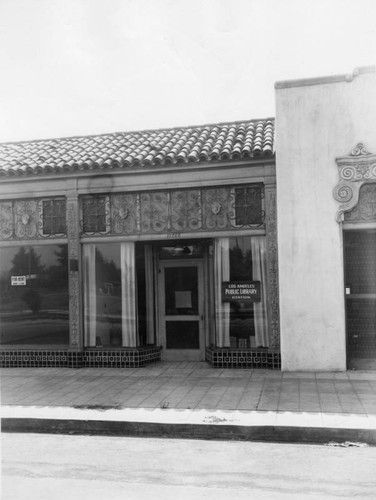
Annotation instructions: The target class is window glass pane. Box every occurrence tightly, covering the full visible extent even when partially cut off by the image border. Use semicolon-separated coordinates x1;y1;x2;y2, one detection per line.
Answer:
229;237;253;281
165;267;199;315
158;241;205;259
83;242;155;348
229;236;268;348
84;243;122;347
136;242;147;346
215;236;268;349
0;245;69;345
229;237;255;347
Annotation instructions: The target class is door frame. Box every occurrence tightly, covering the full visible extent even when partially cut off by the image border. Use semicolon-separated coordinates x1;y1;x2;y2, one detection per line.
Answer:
157;259;206;361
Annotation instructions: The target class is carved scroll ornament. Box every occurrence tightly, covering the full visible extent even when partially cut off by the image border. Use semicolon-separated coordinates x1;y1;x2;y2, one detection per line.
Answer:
333;143;376;222
344;183;376;221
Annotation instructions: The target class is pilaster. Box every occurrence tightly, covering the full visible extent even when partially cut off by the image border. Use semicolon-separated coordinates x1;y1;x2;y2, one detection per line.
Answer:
265;183;280;349
66;193;82;349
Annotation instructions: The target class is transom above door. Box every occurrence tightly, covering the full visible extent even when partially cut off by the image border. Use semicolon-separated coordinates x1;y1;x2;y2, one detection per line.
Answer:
158;260;205;361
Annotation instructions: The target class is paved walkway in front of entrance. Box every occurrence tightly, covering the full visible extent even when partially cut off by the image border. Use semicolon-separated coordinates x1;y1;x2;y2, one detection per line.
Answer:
2;363;376;444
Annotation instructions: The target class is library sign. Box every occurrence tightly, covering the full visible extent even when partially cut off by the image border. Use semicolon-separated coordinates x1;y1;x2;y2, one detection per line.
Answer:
222;281;261;302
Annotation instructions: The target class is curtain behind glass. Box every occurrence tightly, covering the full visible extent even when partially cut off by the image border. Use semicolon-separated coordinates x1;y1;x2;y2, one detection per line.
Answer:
251;237;269;347
144;244;155;344
121;242;137;347
83;242;138;348
83;244;97;346
214;238;230;347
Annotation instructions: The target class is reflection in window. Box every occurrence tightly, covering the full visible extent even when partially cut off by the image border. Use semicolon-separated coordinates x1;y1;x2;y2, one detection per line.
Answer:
0;245;69;345
83;244;122;347
214;236;268;349
83;242;155;348
135;243;148;346
83;242;142;347
158;241;205;260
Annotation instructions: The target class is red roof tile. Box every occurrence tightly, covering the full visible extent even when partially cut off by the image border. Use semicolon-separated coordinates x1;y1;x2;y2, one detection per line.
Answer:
0;118;274;177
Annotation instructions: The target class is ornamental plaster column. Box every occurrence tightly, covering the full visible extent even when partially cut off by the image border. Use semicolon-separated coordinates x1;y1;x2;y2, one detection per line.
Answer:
264;183;280;349
66;192;82;350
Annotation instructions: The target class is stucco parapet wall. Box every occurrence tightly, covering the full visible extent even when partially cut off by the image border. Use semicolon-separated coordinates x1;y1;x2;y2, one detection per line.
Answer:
274;65;375;89
333;143;376;222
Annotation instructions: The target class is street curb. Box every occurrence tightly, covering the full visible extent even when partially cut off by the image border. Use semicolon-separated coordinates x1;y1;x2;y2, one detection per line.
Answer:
2;418;376;445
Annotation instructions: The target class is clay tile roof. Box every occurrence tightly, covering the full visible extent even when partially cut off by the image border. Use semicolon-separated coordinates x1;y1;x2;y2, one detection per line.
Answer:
0;118;275;177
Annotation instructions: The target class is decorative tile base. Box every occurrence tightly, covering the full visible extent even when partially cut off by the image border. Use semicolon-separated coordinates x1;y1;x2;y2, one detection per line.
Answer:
0;347;162;368
206;346;281;369
0;347;280;369
82;347;161;368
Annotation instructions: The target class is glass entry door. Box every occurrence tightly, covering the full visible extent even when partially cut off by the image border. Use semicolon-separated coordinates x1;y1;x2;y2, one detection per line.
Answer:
344;230;376;369
158;260;205;361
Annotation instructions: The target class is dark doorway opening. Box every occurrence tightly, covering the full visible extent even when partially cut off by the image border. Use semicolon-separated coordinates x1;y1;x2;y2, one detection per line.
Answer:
344;230;376;369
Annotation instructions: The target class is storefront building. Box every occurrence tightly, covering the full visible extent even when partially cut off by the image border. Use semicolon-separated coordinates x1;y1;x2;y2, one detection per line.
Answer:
1;67;375;371
0;119;281;368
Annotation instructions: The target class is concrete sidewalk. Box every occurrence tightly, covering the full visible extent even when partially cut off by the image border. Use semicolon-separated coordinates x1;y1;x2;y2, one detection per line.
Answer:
1;363;376;444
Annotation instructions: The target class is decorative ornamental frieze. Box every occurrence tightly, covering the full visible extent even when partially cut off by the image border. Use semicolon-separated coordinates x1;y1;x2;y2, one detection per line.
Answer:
81;184;265;237
140;192;169;233
333;143;376;222
344;183;376;222
14;200;38;238
171;190;202;232
0;201;13;239
203;188;233;230
0;198;67;240
112;194;138;234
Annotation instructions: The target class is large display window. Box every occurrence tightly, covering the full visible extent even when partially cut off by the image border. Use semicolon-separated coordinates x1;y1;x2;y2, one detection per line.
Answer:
83;242;151;347
81;236;269;352
214;236;269;349
0;245;69;346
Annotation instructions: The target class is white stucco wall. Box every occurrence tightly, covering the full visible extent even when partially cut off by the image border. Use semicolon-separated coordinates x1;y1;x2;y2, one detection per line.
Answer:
275;67;376;371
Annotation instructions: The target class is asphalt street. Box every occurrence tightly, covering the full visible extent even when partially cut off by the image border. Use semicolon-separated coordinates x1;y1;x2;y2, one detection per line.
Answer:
2;433;376;499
